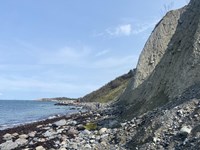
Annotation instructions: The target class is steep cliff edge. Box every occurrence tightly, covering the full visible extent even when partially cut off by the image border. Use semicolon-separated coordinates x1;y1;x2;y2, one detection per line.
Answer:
118;0;200;119
133;8;184;89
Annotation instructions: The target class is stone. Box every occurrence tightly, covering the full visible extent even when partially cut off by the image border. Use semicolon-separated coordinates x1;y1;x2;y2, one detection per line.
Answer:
3;133;13;140
57;128;64;134
0;140;18;150
19;134;28;139
43;130;56;138
37;125;43;128
77;124;85;131
99;128;108;135
67;120;78;126
36;146;46;150
82;129;91;135
180;126;192;135
59;148;67;150
67;128;79;137
28;131;36;138
90;135;95;139
153;137;160;143
90;140;95;143
101;141;107;147
12;133;19;137
16;138;28;146
38;138;46;142
71;143;78;149
84;144;92;149
53;119;67;126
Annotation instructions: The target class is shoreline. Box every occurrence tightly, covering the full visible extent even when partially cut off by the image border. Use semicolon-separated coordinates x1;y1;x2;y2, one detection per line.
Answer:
0;101;124;150
0;111;88;143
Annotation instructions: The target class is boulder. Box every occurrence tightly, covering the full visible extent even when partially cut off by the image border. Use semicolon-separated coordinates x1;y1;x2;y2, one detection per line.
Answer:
3;133;13;140
67;128;79;137
15;138;28;146
0;140;18;150
19;134;28;139
53;119;67;126
99;128;108;135
180;126;192;135
36;146;46;150
28;131;36;138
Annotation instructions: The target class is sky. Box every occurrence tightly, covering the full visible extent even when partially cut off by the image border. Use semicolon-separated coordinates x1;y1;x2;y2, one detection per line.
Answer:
0;0;188;100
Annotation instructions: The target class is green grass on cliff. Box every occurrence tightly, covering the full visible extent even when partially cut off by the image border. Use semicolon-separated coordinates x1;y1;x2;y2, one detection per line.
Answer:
80;70;134;103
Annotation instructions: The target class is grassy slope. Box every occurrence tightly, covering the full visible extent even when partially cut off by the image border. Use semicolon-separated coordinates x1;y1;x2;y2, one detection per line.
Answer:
80;70;134;103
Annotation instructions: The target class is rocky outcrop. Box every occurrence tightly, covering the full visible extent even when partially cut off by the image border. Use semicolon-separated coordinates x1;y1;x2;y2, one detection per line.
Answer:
132;8;185;89
118;0;200;119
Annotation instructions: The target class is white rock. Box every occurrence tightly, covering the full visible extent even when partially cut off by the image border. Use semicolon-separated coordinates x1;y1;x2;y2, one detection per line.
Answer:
153;137;160;143
43;130;56;137
82;129;91;135
99;128;108;135
67;120;78;126
19;134;28;139
90;140;95;143
28;131;36;137
16;138;28;146
0;140;18;150
101;141;107;147
59;148;67;150
36;145;46;150
84;144;92;149
38;138;46;142
53;119;67;126
3;133;13;140
12;133;19;137
180;126;192;134
37;125;43;128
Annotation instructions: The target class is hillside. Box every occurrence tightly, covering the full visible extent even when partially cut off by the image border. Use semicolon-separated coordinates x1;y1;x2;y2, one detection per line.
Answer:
40;70;134;103
80;70;134;103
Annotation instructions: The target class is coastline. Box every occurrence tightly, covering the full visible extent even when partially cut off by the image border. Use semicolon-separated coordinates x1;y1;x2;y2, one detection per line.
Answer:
0;101;123;150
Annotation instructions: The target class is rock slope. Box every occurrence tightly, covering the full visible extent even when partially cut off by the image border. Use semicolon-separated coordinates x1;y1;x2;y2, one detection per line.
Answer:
118;0;200;119
132;7;185;89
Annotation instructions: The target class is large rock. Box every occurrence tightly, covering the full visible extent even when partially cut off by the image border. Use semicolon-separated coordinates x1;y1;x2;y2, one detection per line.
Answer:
53;119;67;126
180;126;192;135
19;134;28;139
0;140;18;150
15;138;28;146
36;146;46;150
67;127;79;137
3;133;13;140
43;130;56;138
99;128;108;135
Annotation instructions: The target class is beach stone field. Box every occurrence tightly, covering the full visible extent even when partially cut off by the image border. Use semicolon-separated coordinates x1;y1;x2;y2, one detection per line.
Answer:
1;98;200;150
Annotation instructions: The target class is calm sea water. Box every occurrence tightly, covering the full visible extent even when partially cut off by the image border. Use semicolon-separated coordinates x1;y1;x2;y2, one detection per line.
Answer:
0;100;80;130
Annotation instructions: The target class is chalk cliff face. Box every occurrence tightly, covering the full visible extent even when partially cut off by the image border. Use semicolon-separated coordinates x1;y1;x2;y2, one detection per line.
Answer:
118;0;200;119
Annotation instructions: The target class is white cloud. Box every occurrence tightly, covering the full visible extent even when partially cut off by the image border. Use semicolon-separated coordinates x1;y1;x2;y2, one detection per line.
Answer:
106;24;132;37
95;49;110;57
94;19;159;38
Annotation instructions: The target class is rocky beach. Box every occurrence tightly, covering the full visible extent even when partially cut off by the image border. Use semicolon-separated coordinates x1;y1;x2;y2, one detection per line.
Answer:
1;98;200;150
1;0;200;149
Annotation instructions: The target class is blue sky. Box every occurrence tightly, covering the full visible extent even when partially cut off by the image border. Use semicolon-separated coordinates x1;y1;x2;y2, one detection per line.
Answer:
0;0;188;100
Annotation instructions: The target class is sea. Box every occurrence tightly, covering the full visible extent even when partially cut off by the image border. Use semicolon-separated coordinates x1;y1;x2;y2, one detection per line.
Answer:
0;100;81;130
